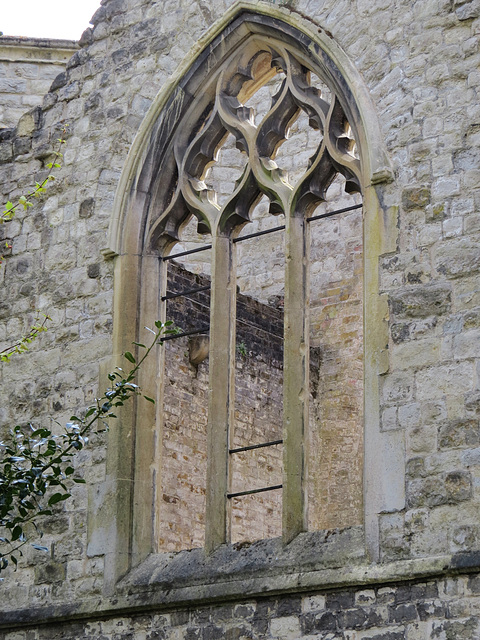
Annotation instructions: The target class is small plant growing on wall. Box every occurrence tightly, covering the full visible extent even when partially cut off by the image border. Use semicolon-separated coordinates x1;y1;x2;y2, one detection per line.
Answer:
0;321;173;574
236;341;248;358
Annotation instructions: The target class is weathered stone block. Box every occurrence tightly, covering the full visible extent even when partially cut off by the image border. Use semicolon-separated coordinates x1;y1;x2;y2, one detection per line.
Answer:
445;470;472;503
402;186;431;211
79;197;95;218
0;141;13;163
49;71;68;92
425;203;445;222
416;361;475;400
34;561;66;585
434;238;480;279
438;419;480;449
13;137;31;156
389;285;451;318
301;611;337;634
456;0;480;19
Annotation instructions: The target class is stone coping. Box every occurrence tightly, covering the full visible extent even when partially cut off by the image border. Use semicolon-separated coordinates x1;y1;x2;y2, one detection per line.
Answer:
0;35;78;63
0;35;77;48
1;527;480;629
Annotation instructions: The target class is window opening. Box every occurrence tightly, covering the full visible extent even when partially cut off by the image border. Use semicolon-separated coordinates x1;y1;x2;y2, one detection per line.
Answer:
150;39;363;550
205;132;249;208
229;215;285;543
308;177;363;531
157;218;212;552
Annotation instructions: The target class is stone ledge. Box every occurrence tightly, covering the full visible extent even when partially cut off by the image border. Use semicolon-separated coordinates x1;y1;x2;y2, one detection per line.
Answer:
2;530;480;630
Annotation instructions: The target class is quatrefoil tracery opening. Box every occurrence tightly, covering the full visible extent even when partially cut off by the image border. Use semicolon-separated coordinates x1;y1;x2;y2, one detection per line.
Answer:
151;43;362;248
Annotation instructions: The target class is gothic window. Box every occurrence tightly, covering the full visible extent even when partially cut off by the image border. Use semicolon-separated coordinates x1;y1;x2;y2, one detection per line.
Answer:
105;12;394;583
147;40;363;551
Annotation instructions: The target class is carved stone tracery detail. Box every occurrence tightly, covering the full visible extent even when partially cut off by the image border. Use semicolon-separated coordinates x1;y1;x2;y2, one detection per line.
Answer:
147;42;361;247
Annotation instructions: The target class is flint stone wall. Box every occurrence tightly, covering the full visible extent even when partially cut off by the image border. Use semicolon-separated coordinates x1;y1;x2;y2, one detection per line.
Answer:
0;0;480;636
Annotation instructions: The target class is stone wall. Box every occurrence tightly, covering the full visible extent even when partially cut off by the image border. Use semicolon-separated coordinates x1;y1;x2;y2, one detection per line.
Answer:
0;0;480;636
0;36;77;129
2;574;480;638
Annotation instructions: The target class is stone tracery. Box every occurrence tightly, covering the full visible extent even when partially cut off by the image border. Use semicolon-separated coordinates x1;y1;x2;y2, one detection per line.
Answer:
148;43;361;247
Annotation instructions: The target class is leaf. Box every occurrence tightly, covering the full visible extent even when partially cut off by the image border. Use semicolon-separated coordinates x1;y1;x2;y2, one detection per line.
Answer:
72;478;86;484
31;544;49;552
143;395;155;404
11;525;22;541
132;342;146;348
48;492;70;506
124;351;136;363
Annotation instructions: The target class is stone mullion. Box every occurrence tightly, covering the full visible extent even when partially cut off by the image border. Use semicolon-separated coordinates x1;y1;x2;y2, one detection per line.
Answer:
205;234;236;552
153;257;168;553
283;210;310;543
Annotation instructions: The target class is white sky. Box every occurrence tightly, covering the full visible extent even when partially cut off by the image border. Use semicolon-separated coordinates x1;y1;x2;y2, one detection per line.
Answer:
1;0;102;41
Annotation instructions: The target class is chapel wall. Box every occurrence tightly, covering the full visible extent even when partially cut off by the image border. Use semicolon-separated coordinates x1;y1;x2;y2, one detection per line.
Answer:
0;0;479;631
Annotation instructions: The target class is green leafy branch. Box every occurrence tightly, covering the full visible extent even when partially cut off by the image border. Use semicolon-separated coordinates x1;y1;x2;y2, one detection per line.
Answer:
0;126;68;269
1;128;67;226
0;314;50;363
0;320;175;574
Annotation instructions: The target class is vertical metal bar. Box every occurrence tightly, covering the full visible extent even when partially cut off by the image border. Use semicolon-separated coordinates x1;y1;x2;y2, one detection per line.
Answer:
205;234;236;552
282;212;309;543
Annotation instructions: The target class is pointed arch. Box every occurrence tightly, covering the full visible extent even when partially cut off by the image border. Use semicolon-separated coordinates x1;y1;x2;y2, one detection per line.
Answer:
97;3;399;590
105;3;392;259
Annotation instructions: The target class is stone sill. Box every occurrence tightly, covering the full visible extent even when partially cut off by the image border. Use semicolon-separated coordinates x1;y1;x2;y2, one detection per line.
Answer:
1;528;480;630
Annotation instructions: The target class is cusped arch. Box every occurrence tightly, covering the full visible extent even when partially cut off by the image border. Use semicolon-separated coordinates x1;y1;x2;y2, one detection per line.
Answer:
106;2;393;259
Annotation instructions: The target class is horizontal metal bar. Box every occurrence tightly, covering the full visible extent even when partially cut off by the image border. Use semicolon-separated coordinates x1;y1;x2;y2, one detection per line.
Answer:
162;285;210;301
160;326;209;341
233;224;285;244
229;439;283;454
163;244;212;261
162;204;361;260
306;203;362;223
227;484;283;499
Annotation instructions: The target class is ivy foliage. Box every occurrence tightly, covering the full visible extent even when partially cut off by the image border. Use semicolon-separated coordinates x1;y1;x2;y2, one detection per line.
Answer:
0;320;174;574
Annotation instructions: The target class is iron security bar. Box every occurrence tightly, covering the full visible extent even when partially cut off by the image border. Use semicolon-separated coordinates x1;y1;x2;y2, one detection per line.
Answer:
163;244;212;261
227;484;282;499
307;203;362;223
162;203;361;261
162;285;210;301
233;203;362;244
229;439;283;454
233;224;285;244
160;326;209;341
